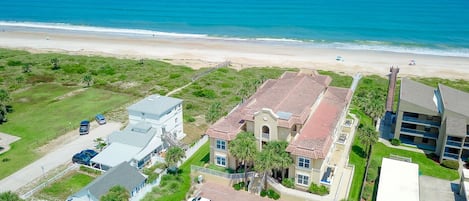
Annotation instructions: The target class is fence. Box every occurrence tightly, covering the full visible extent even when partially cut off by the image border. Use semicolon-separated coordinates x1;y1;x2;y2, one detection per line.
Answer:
191;165;255;180
191;61;231;82
181;135;208;164
20;164;79;199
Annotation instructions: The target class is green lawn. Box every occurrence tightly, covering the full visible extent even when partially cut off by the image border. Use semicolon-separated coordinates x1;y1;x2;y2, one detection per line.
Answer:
0;84;133;179
317;70;353;88
36;172;94;200
142;141;210;201
372;143;459;180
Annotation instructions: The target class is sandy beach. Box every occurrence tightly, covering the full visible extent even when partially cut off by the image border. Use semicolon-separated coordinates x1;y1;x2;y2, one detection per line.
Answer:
1;30;469;80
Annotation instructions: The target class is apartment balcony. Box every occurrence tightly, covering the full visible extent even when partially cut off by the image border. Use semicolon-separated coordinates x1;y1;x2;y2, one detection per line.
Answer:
446;140;462;148
402;116;440;128
443;152;459;160
399;138;436;151
463;142;469;149
400;128;438;139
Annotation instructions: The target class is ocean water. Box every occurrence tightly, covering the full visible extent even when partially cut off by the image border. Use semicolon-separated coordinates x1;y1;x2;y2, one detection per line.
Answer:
0;0;469;57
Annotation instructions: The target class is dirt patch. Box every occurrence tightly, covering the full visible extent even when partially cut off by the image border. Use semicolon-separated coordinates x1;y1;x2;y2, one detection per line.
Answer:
182;115;208;145
54;88;87;101
17;97;29;103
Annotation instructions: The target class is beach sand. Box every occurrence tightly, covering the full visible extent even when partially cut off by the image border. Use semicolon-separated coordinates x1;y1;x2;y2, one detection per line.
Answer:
1;30;469;80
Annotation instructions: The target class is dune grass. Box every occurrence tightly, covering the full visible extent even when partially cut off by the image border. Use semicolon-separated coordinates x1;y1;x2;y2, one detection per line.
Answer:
0;84;133;179
36;172;95;200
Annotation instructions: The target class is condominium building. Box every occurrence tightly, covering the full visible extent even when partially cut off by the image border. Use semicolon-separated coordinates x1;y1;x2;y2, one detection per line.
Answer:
206;71;352;188
393;78;469;161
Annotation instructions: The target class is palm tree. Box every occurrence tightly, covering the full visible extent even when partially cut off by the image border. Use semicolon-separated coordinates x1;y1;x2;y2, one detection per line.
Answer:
165;146;185;174
358;124;379;157
22;63;32;73
264;141;292;180
83;74;93;87
100;185;130;201
254;149;275;190
0;191;23;201
229;131;258;188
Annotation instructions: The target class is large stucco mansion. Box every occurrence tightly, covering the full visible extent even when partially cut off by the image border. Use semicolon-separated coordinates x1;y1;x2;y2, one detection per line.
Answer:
206;71;352;189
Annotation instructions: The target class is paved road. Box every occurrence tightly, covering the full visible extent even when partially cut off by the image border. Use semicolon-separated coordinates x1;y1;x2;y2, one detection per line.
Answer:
199;181;286;201
0;121;122;193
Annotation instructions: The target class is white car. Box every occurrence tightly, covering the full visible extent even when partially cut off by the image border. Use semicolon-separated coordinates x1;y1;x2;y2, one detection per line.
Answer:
187;196;211;201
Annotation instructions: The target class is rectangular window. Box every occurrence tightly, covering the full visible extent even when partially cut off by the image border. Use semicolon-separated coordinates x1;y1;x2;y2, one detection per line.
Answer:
216;139;226;150
216;155;226;167
298;157;310;169
297;174;309;186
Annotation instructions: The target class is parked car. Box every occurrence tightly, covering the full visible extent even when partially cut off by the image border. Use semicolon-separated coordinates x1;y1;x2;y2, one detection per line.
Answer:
187;196;211;201
81;149;98;158
72;152;91;165
79;120;90;135
95;114;106;125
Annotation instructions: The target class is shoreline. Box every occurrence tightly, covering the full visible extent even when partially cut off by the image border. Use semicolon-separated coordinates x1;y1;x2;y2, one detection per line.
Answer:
1;30;469;80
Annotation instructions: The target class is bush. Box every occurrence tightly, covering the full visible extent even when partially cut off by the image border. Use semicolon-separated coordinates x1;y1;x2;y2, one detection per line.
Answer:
192;89;216;99
260;189;267;197
362;184;373;200
309;183;329;196
232;182;245;191
366;167;378;182
390;139;401;146
281;178;295;188
267;189;280;200
441;160;459;170
187;116;196;122
7;60;22;66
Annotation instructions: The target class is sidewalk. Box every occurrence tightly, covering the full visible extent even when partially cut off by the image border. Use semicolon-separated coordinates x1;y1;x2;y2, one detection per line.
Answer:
378;138;425;154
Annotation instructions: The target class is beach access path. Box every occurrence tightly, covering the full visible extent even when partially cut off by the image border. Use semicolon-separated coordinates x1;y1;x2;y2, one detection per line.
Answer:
0;121;121;193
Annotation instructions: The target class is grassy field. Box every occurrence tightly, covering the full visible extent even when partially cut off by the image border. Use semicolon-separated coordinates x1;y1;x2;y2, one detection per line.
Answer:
372;143;458;180
0;84;133;179
142;142;210;201
36;171;95;201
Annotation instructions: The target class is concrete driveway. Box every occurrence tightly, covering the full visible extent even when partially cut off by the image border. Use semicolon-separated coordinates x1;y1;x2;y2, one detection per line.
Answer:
419;175;463;201
199;181;287;201
0;121;122;193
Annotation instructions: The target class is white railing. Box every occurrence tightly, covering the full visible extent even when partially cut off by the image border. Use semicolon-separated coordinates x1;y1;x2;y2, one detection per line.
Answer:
180;135;208;165
20;164;79;199
191;165;255;180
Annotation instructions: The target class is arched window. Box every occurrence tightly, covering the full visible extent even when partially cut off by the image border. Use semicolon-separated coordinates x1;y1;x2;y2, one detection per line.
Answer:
262;126;270;139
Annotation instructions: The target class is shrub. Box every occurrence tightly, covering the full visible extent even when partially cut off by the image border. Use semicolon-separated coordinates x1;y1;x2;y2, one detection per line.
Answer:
192;89;216;99
7;60;22;66
309;183;329;196
267;189;280;200
441;160;459;170
281;178;295;188
169;73;181;79
187;116;196;122
390;139;401;146
232;182;245;191
366;167;378;182
260;189;267;197
362;184;373;200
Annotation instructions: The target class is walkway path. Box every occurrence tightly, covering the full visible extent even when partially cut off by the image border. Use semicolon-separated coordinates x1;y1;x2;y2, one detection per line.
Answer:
0;121;122;193
378;138;425;154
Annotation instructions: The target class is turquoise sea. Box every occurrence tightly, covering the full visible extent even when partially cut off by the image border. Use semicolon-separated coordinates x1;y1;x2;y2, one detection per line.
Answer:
0;0;468;57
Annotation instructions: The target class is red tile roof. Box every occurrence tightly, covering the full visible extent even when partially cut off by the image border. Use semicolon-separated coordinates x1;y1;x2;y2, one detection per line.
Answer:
286;87;352;159
206;71;329;140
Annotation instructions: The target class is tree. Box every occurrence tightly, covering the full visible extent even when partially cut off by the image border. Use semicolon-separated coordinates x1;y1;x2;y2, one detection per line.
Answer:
0;191;23;201
254;148;275;190
358;124;379;157
50;58;60;70
165;146;185;173
0;89;11;122
205;102;222;123
229;131;258;188
264;141;292;180
83;74;93;87
100;185;130;201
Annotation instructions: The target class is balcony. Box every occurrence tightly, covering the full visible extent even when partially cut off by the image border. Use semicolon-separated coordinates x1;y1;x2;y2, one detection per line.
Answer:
446;140;462;148
443;152;459;160
262;133;270;140
400;128;438;139
402;116;440;127
399;138;436;151
464;142;469;149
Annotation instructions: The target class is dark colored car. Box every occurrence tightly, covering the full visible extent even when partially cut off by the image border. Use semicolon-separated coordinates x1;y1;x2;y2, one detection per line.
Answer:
79;120;90;135
72;152;91;165
95;114;106;125
81;149;98;158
